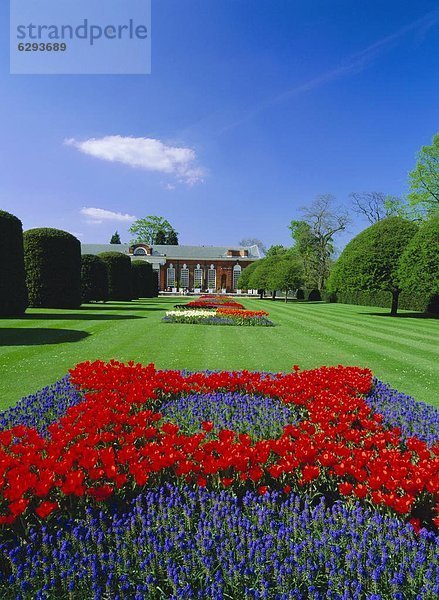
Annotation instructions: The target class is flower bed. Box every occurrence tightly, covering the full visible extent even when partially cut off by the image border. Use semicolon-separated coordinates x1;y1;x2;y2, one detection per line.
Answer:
2;486;438;599
166;295;274;326
0;362;438;597
163;308;274;326
185;294;246;310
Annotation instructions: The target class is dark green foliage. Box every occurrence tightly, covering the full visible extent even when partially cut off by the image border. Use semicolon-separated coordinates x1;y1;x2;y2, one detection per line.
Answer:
164;229;179;245
322;291;337;303
408;132;439;215
110;231;121;244
81;255;109;303
0;210;28;316
267;254;304;301
237;261;260;290
98;252;132;301
307;289;321;301
296;289;305;300
397;216;439;311
130;216;179;245
327;290;438;314
131;260;155;298
24;228;81;309
152;271;159;297
248;259;274;292
328;217;418;315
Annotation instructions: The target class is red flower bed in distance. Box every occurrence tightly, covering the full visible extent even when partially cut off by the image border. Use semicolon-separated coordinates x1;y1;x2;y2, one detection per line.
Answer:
186;294;245;310
0;360;438;530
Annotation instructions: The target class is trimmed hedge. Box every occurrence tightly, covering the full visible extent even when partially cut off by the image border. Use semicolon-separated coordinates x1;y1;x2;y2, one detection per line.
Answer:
81;255;109;303
295;289;323;301
24;228;81;309
98;252;132;301
0;210;28;316
327;290;439;314
307;289;321;301
152;271;159;297
131;260;156;298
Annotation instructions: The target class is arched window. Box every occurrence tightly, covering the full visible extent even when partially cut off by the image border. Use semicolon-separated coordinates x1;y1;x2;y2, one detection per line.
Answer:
207;264;216;289
167;263;176;287
180;264;189;288
133;247;147;256
194;264;203;289
233;264;242;290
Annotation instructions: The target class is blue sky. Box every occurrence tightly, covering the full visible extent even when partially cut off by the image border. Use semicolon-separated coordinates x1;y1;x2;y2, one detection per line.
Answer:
1;0;438;250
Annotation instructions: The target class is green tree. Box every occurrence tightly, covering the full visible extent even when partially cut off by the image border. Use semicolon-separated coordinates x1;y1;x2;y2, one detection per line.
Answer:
110;231;121;244
408;132;439;216
397;215;439;312
165;229;179;245
289;221;319;288
328;217;418;316
237;261;260;290
268;255;304;302
293;195;349;291
248;258;276;299
129;216;179;245
265;245;288;258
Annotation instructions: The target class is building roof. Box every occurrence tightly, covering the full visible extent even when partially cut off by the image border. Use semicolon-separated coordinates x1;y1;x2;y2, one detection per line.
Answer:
81;244;261;260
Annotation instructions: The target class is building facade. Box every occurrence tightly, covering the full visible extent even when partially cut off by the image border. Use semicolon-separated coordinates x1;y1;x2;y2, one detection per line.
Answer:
81;243;261;292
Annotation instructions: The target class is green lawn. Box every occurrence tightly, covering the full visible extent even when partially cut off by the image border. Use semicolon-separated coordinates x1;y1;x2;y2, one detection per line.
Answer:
0;297;438;410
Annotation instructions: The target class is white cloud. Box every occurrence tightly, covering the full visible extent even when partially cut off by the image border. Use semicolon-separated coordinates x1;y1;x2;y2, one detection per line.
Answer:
164;183;176;190
80;207;136;224
66;136;205;185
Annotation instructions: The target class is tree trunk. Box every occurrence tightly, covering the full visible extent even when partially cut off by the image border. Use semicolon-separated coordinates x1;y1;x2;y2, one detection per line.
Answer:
259;289;264;300
271;290;276;301
390;290;399;316
285;289;288;303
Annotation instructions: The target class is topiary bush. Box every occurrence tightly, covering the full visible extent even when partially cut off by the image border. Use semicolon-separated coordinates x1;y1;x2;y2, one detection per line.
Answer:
296;289;305;300
98;252;132;301
152;270;159;297
328;217;418;315
131;260;155;298
324;290;438;313
81;255;109;303
307;289;321;301
24;228;81;309
0;210;28;316
397;215;439;314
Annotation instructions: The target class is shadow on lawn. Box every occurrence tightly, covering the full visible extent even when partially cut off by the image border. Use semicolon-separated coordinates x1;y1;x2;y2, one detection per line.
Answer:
79;304;164;312
360;311;439;320
0;328;90;346
6;313;144;321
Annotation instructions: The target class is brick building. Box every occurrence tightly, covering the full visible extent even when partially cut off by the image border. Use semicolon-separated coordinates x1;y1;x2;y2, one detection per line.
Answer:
81;243;261;292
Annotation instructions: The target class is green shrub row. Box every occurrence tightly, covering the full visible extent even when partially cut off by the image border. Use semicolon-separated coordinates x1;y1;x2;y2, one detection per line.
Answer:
0;212;159;313
325;290;439;314
296;288;321;301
